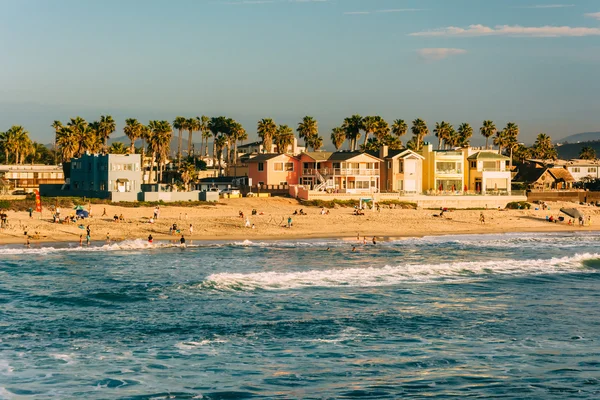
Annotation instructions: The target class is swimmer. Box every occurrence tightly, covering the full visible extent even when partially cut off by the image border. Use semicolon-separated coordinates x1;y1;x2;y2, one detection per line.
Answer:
352;246;356;252
326;247;331;251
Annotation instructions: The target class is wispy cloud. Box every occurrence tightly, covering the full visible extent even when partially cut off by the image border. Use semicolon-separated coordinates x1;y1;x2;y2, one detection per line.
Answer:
417;48;467;61
410;24;600;37
516;4;575;8
585;12;600;20
344;8;427;15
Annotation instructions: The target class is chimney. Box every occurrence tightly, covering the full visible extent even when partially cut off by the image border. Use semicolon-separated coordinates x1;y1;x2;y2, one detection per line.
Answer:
379;145;389;159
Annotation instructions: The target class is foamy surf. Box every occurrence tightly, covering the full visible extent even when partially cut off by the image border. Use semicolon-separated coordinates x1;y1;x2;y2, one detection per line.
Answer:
202;253;600;291
0;239;201;255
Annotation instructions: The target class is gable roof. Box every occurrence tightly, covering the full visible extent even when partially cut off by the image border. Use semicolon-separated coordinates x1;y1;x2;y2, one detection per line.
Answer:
246;153;287;163
467;152;510;161
514;166;548;183
548;167;575;182
301;151;333;161
328;151;382;162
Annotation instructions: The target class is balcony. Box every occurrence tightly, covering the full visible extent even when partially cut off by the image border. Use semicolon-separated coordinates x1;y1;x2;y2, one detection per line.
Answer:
435;169;462;175
302;168;379;177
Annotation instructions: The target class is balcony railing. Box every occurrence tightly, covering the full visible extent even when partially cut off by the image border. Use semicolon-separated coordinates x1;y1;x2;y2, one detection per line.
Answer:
481;168;506;172
316;168;379;176
435;169;462;175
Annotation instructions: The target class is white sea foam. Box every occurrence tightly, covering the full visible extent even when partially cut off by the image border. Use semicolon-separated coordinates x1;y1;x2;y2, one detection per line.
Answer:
175;339;228;350
203;253;600;291
0;239;200;255
50;354;75;365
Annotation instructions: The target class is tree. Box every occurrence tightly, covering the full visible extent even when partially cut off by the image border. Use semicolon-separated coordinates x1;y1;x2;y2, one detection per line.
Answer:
493;130;508;155
457;123;473;148
579;146;596;160
503;122;520;168
311;135;323;151
51;120;63;164
148;120;172;182
186;117;200;157
173;116;186;167
56;126;77;162
140;124;151;182
513;143;532;164
228;120;246;165
197;115;210;157
391;119;408;141
297;116;318;150
434;121;451;149
99;115;116;153
342;115;364;151
209;117;228;166
214;134;227;173
179;161;196;191
331;127;346;150
480;120;496;150
109;142;128;154
410;118;429;151
123;118;143;154
274;124;295;154
257;118;277;153
362;116;382;147
532;133;557;160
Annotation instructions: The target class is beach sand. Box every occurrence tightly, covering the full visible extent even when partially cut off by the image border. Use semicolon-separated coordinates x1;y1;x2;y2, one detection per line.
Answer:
1;197;598;245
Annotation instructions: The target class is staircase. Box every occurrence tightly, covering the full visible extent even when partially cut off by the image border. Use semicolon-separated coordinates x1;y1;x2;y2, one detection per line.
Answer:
314;169;334;192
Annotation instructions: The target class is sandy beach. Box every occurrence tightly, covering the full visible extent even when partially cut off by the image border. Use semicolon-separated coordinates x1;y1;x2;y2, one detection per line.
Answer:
0;197;598;246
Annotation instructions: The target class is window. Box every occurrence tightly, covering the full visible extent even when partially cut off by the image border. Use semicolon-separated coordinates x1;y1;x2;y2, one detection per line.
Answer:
100;181;106;191
355;181;370;189
399;160;404;173
274;162;283;171
572;167;580;173
483;161;497;170
258;162;264;172
285;162;294;171
74;181;79;189
279;181;287;186
589;168;597;173
387;161;392;169
470;161;477;168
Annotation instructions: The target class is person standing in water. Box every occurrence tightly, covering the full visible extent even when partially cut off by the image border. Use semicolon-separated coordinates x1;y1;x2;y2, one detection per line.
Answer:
79;234;83;247
86;234;91;246
25;237;30;248
180;235;186;247
372;236;377;245
148;234;153;244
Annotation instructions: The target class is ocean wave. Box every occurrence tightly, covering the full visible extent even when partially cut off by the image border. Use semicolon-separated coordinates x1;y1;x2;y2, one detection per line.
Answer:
202;253;600;291
0;239;199;255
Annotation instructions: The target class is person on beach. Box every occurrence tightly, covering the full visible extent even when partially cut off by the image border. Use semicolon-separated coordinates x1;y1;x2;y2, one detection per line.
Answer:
189;224;193;234
372;236;377;245
106;232;110;244
86;225;91;236
86;234;91;246
79;234;83;246
28;208;33;219
148;234;153;244
352;246;356;252
25;237;30;248
245;218;251;228
102;208;107;217
287;216;292;228
180;235;186;247
479;213;485;224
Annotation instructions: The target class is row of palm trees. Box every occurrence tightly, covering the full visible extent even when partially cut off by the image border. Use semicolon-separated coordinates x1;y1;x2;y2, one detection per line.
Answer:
0;126;55;165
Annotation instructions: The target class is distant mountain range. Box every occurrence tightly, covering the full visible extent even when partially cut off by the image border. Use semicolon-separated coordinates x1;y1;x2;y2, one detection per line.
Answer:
557;140;600;160
557;131;600;144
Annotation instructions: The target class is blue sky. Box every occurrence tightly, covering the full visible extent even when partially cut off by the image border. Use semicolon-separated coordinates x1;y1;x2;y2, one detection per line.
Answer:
1;0;599;146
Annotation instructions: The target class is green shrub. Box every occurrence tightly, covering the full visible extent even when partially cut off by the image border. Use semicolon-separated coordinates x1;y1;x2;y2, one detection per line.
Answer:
506;201;531;210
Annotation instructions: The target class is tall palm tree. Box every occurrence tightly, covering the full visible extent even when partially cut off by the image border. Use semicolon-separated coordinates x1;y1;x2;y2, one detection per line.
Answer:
434;121;451;149
493;130;508;155
579;146;596;160
197;115;210;157
457;123;473;148
362;116;383;147
86;121;104;154
229;120;246;165
257;118;277;153
99;115;116;153
56;126;77;162
312;135;324;151
223;118;235;165
274;124;295;154
214;134;227;173
297;116;318;149
503;122;520;167
186;117;200;157
410;118;429;151
179;161;196;191
532;133;557;160
331;127;346;150
374;118;390;141
51;120;63;164
123;118;143;154
173;116;186;167
140;124;151;182
148;120;172;183
480;120;496;150
342;115;363;151
209;116;227;166
391;119;408;142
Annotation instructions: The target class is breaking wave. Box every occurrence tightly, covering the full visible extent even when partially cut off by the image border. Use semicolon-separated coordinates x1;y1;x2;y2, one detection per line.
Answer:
0;239;200;255
202;253;600;291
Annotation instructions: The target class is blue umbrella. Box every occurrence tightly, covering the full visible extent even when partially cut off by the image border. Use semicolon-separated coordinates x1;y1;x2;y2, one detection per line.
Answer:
76;209;89;218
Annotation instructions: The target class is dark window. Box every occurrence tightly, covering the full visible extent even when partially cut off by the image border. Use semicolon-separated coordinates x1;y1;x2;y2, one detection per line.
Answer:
258;162;264;172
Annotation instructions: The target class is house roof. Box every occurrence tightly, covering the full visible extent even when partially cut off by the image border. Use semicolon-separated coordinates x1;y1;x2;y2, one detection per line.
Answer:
301;151;333;161
514;166;548;183
366;149;424;160
548;167;576;182
328;151;382;162
199;176;245;183
238;141;261;149
467;152;510;161
246;153;294;162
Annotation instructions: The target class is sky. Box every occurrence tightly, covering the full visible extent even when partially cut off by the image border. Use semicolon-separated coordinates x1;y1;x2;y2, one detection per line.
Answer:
1;0;599;146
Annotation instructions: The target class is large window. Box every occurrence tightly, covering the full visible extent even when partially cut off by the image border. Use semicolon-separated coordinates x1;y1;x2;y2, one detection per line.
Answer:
355;181;370;189
258;162;264;172
436;162;461;174
274;163;283;171
589;168;597;173
285;162;294;171
274;162;295;171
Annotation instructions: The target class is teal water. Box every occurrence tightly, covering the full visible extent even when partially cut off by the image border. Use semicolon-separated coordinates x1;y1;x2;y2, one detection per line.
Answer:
1;232;600;399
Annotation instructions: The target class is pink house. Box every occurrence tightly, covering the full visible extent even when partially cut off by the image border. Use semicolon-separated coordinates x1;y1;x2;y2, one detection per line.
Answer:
247;154;300;187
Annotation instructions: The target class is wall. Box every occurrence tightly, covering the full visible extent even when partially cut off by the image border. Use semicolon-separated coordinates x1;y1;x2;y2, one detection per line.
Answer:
111;192;141;202
248;155;299;186
142;191;201;202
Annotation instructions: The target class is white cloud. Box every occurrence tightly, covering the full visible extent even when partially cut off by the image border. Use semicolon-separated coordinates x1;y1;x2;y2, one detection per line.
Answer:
517;4;575;8
585;12;600;20
417;48;467;61
410;24;600;37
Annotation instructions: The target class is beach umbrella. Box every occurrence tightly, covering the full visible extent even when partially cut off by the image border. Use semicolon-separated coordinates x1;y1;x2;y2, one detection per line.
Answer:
560;208;584;219
76;209;89;218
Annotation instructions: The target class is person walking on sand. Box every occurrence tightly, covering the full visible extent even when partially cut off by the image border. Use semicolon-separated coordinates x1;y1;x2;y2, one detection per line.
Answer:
287;216;292;228
479;213;485;224
189;224;194;234
245;217;251;228
102;207;107;217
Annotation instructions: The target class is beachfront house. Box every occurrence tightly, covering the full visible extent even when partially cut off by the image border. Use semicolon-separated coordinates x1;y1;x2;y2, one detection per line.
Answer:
420;144;465;194
40;153;143;201
466;151;512;194
370;146;424;193
0;164;64;194
297;151;334;190
514;166;575;190
246;153;299;187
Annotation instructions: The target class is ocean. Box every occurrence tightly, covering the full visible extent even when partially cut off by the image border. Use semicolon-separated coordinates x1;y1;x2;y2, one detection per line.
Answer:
1;232;599;399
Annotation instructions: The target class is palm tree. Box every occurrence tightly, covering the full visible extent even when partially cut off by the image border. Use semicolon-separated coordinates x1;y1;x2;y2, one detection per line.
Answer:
391;119;408;142
51;120;63;164
179;161;196;191
297;116;318;149
148;120;172;182
140;124;151;183
493;130;508;155
579;146;596;160
330;127;346;150
99;115;116;153
274;124;295;154
257;118;277;153
434;121;451;149
56;126;77;162
513;143;532;164
532;133;557;160
197;115;210;157
123;118;143;154
186;117;200;157
410;118;429;151
342;115;363;151
480;120;496;150
311;135;324;151
86;121;103;154
209;117;227;166
109;142;128;154
229;120;246;165
457;123;473;148
503;122;520;167
214;134;227;173
374;118;390;141
173;116;186;167
362;116;381;147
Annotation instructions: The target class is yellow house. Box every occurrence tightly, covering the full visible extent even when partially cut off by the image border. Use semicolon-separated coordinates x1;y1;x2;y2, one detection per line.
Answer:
369;146;424;193
465;151;512;194
420;144;465;193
